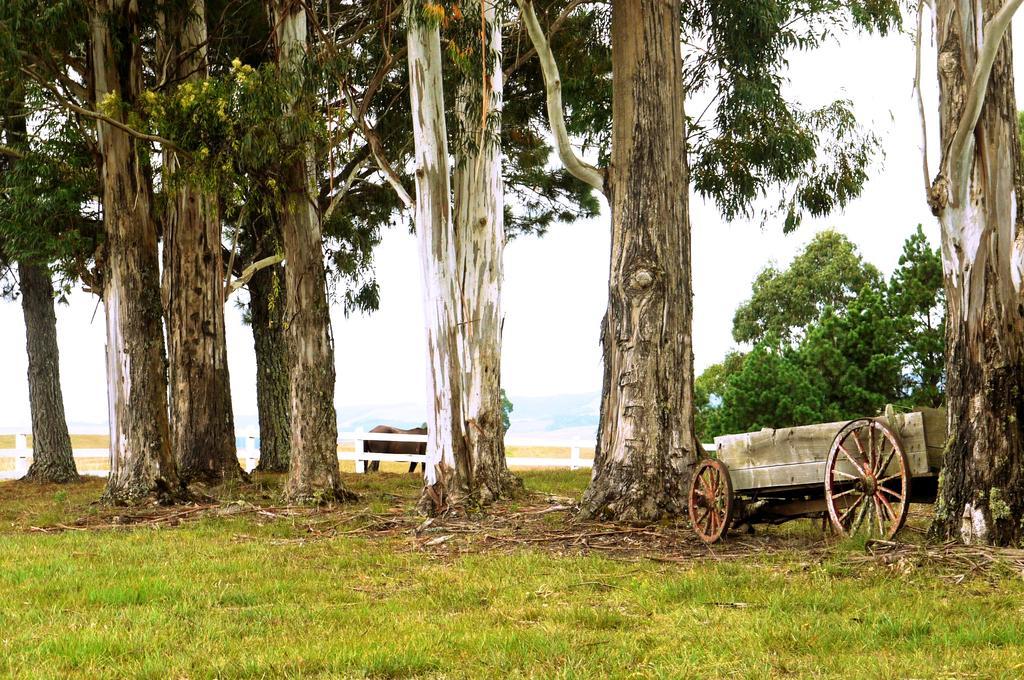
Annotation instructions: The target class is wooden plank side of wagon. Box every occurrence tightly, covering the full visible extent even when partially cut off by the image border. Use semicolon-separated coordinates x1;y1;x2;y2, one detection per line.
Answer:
728;460;833;492
716;412;932;492
916;406;947;472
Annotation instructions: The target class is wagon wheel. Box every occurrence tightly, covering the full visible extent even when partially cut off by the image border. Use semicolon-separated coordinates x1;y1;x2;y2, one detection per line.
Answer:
825;418;911;540
688;459;734;543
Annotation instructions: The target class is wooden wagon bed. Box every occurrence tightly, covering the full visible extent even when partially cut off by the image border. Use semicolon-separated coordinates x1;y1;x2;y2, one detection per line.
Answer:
713;407;946;493
688;407;948;543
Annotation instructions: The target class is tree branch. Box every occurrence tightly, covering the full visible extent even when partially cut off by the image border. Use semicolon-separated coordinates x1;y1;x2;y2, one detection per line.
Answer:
302;1;412;211
514;0;606;194
914;0;930;200
0;144;26;160
223;208;247;295
323;154;369;222
227;253;285;295
948;0;1023;195
504;0;590;78
344;84;414;210
42;57;90;103
21;67;186;154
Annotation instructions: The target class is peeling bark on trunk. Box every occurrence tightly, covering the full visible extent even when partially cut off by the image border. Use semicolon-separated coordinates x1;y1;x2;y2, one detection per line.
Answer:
578;0;696;521
19;261;79;484
161;0;243;485
406;2;471;513
91;0;183;504
452;0;521;504
929;0;1024;545
269;0;354;503
249;234;291;473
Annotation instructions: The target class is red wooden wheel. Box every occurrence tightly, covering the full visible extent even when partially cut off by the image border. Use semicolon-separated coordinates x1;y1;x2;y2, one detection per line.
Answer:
825;418;911;539
688;459;734;543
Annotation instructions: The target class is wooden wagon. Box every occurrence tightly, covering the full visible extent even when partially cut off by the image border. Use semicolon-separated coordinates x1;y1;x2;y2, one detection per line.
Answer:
688;407;947;543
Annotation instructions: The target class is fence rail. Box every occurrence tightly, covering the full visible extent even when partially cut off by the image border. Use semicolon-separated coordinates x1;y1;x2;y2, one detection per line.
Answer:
1;430;714;480
243;430;595;474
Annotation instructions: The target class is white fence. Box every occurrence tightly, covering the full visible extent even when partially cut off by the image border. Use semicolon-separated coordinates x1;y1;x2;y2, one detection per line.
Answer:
0;429;597;480
0;434;111;480
2;429;716;480
240;429;594;474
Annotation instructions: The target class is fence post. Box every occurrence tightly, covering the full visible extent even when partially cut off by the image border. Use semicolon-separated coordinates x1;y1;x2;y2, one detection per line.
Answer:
354;428;365;474
14;434;29;478
569;438;582;471
245;430;256;473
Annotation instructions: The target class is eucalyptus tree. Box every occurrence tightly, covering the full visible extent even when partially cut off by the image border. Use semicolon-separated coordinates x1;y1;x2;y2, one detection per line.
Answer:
204;0;295;474
2;0;189;501
400;0;528;508
158;0;243;485
88;0;185;502
14;262;79;483
0;84;100;484
398;0;468;511
263;0;355;503
517;0;900;521
352;0;600;511
179;0;393;479
240;218;292;472
923;0;1024;545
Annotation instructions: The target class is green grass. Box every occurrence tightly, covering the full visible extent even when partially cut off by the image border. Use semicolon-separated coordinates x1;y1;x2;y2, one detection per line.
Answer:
0;472;1021;679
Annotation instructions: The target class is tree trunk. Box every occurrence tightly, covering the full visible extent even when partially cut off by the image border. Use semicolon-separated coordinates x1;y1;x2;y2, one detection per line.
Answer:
406;2;472;514
19;261;79;484
160;0;243;485
578;0;697;521
90;0;182;504
929;0;1024;545
269;0;354;503
249;242;291;473
4;86;78;485
452;0;521;504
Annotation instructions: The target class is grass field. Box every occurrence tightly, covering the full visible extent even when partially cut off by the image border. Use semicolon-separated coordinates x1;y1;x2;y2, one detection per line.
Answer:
0;470;1022;678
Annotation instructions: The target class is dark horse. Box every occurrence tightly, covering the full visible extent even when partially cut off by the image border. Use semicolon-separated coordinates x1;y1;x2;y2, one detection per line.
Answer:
363;425;427;473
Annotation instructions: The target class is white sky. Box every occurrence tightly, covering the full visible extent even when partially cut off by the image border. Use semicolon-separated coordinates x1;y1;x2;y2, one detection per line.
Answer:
0;11;1009;428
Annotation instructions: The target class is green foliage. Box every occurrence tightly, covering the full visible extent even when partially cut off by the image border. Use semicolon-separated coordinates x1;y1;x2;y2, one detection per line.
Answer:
699;228;945;440
0;84;100;299
500;388;514;433
888;225;945;407
445;0;502;158
0;1;100;296
796;285;903;417
146;58;322;212
732;230;881;344
683;0;899;230
0;1;89;83
713;340;826;435
180;4;386;316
